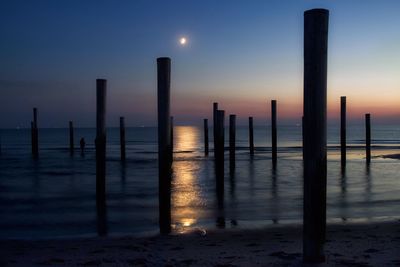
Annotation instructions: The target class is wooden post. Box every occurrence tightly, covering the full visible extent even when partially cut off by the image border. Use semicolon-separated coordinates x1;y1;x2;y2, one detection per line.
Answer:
249;117;254;155
340;96;346;167
170;116;174;162
302;116;304;161
365;114;371;164
303;8;329;263
271;100;277;168
96;78;107;236
69;121;74;155
216;110;225;228
215;110;225;163
229;114;236;168
215;110;225;182
157;57;172;234
213;102;218;157
204;119;209;156
33;107;37;128
120;117;126;161
31;108;38;157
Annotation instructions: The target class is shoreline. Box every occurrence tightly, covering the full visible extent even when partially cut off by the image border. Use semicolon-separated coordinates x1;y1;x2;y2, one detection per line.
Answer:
1;220;399;266
2;216;399;241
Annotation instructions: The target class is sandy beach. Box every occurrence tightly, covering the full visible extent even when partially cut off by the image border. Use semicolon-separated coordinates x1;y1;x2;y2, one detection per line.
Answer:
1;220;399;267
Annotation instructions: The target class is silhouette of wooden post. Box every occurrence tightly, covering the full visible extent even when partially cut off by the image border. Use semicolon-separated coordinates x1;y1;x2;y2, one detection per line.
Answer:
249;117;254;155
119;117;126;161
215;110;225;176
215;110;225;228
302;116;304;161
96;79;107;236
303;8;329;263
204;119;209;156
31;108;38;157
365;114;371;164
340;96;346;167
229;114;236;168
69;121;74;155
157;57;172;234
213;102;218;157
271;100;277;168
170;116;174;162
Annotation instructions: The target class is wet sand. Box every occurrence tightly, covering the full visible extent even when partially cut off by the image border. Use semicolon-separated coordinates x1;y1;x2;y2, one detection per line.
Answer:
1;221;399;267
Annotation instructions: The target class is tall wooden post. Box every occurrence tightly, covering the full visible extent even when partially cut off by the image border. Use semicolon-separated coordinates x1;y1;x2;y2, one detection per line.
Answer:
303;8;329;263
215;110;225;182
96;79;107;236
249;117;254;155
271;100;277;168
302;116;304;161
215;110;225;228
170;116;174;162
69;121;74;155
340;96;346;167
204;119;209;156
213;102;218;157
229;114;236;168
120;117;126;161
31;108;38;157
365;114;371;164
157;57;172;234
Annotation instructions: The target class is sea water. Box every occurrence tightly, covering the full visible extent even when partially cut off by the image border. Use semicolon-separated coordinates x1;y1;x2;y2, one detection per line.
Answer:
0;124;399;239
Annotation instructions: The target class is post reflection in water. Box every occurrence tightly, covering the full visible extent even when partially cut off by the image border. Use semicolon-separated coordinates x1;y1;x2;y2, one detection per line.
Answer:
229;166;236;199
271;167;279;224
215;162;225;229
339;169;348;222
96;200;108;236
365;164;371;195
171;126;205;233
229;167;238;227
364;164;372;220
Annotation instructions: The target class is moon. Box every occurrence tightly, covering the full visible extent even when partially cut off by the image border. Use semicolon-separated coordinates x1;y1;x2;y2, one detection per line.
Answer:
179;37;187;46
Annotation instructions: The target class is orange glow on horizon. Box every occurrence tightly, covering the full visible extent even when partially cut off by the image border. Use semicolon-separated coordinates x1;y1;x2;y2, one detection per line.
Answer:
170;92;399;123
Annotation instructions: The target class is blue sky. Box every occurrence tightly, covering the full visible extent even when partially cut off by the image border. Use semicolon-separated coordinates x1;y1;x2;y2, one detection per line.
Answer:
1;0;399;127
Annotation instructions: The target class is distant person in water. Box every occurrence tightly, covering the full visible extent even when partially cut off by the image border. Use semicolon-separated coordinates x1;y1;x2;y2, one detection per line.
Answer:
80;137;86;154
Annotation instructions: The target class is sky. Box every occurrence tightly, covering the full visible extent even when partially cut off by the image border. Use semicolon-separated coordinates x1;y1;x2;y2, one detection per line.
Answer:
0;0;399;127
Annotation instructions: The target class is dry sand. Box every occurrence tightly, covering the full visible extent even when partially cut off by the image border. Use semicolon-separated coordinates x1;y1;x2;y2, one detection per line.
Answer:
1;221;399;267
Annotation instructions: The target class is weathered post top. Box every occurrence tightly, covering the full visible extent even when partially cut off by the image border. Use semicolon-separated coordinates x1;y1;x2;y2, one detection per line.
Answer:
157;57;171;90
304;8;329;16
213;103;218;111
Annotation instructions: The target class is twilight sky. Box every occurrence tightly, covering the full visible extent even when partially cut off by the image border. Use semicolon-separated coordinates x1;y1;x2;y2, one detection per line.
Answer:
1;0;399;127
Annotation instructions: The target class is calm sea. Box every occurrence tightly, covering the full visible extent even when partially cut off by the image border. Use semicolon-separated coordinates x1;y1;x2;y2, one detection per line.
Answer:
0;124;400;239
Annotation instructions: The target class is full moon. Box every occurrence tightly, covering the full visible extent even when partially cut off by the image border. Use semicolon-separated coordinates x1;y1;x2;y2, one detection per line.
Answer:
179;37;187;46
